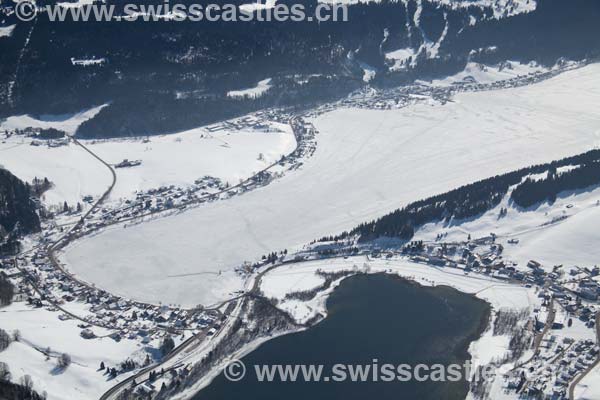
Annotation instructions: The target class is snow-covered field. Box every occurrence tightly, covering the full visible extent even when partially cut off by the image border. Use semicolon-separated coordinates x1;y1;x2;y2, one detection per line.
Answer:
61;63;600;307
575;363;600;400
414;184;600;273
0;303;143;400
0;105;106;136
505;202;600;270
0;116;294;208
0;104;110;206
0;139;112;207
84;122;295;201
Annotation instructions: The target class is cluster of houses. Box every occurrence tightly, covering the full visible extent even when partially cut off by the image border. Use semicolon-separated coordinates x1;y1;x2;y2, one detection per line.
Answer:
63;116;316;243
509;337;598;398
0;111;322;390
3;126;69;147
115;159;142;168
295;231;599;399
309;61;578;114
29;138;70;148
204;112;284;133
2;248;223;346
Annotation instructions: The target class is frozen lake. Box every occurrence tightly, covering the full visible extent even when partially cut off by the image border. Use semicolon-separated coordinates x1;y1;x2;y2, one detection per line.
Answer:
62;64;600;307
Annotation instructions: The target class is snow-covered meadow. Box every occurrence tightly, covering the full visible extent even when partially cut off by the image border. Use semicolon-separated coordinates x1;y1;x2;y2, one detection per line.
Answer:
413;183;600;273
0;137;112;207
0;105;109;206
0;105;106;136
0;303;144;399
84;121;295;202
61;63;600;307
0;114;295;208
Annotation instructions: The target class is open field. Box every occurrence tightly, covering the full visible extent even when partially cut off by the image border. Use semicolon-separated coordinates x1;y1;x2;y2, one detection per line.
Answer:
0;303;143;399
0;139;112;207
0;118;294;208
84;122;295;202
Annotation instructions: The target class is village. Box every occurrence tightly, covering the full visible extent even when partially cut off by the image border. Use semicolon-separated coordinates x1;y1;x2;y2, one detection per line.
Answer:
0;61;598;400
23;112;317;251
279;230;600;400
0;111;320;391
3;210;599;398
306;60;582;114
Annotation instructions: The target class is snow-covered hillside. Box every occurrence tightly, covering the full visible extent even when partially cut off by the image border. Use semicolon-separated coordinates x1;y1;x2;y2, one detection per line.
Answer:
424;60;547;86
412;178;600;272
226;78;272;99
60;63;600;307
0;302;143;399
0;105;106;136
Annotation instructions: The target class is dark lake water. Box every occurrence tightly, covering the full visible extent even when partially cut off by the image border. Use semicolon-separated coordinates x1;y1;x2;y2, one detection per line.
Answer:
193;273;490;400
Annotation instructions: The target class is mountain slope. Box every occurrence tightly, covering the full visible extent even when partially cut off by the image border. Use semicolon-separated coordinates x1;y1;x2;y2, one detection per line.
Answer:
1;0;598;137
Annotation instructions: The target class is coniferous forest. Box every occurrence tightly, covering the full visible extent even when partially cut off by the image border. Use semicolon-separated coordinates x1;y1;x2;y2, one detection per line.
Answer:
337;149;600;243
0;169;41;239
1;0;599;138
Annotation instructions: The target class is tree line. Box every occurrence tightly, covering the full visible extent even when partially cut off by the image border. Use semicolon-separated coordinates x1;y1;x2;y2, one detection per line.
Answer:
511;161;600;208
0;169;41;235
332;149;600;243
